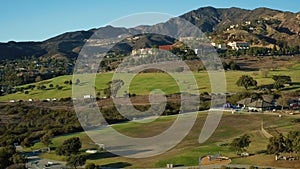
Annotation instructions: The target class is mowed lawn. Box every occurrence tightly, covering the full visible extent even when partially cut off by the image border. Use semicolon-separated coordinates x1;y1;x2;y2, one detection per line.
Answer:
26;112;300;168
2;68;300;101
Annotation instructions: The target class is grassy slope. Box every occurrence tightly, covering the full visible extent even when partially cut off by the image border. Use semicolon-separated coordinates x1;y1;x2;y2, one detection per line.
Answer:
2;68;300;101
26;112;300;168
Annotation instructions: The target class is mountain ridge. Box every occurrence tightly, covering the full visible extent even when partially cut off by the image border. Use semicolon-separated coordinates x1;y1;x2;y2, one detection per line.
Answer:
1;6;299;60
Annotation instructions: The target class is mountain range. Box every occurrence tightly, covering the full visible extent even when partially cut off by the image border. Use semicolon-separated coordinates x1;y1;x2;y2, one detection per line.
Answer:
1;6;300;60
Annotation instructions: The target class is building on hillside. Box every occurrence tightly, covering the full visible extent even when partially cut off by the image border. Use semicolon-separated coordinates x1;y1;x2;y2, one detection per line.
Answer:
193;43;214;55
131;48;154;57
179;37;206;41
245;21;251;25
83;95;94;99
211;42;227;50
247;99;273;112
10;99;16;103
159;45;174;51
262;95;275;105
237;98;254;109
227;41;250;50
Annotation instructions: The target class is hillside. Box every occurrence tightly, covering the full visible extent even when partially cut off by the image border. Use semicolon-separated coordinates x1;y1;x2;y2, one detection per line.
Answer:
2;62;300;101
22;112;300;168
180;7;300;47
0;7;299;60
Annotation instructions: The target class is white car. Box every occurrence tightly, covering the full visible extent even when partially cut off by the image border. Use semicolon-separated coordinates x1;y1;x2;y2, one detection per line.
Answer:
240;152;249;157
47;161;54;165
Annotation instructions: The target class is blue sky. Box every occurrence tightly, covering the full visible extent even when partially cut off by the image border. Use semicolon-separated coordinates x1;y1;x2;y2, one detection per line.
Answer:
1;0;299;42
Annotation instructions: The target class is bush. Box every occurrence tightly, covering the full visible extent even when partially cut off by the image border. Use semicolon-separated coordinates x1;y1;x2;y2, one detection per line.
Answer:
64;80;70;85
85;163;97;169
56;137;82;156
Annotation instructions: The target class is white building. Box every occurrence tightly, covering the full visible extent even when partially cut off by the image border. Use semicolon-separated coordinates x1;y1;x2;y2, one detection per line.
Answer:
131;48;154;57
227;41;250;50
83;95;94;99
211;42;227;50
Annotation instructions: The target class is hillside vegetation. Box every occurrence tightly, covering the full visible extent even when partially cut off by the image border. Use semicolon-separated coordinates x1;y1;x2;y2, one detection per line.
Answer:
1;65;300;101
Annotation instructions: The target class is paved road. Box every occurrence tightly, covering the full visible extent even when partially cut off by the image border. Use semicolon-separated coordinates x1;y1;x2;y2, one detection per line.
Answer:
26;156;66;169
98;164;293;169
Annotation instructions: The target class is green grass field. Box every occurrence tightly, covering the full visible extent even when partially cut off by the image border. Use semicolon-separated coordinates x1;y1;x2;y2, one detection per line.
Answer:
2;68;300;101
26;112;300;168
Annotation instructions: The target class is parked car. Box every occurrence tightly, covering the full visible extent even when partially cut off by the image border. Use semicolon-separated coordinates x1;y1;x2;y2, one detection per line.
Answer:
240;152;249;157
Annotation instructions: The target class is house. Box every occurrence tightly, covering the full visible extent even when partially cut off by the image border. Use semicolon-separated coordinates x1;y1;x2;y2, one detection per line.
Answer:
262;95;275;105
227;41;250;50
83;95;94;99
85;149;97;154
247;100;273;112
194;43;214;55
10;99;16;103
245;21;251;25
131;48;154;57
237;96;274;112
237;98;255;109
159;45;174;51
211;42;227;50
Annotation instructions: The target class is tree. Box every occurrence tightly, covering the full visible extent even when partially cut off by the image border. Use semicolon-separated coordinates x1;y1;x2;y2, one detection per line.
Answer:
0;146;16;168
85;163;97;169
277;94;289;110
6;164;26;169
228;61;240;70
104;87;111;98
11;154;26;164
230;134;251;154
40;132;53;147
293;136;300;158
267;133;286;157
40;85;46;90
286;131;300;156
67;155;86;169
236;75;257;90
64;80;70;85
75;79;81;85
56;137;82;156
274;79;285;90
35;76;42;82
272;75;292;90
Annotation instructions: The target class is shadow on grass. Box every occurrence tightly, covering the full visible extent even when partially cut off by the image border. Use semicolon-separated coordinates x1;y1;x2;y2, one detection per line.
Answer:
173;164;184;167
86;151;118;160
101;162;132;168
281;86;300;91
256;150;268;154
257;84;273;90
290;82;300;85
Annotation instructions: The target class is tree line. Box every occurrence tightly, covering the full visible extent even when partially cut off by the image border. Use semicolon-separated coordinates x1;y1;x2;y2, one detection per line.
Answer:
267;131;300;159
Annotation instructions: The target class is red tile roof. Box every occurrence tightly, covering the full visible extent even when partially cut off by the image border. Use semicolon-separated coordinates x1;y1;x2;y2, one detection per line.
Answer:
159;45;174;51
